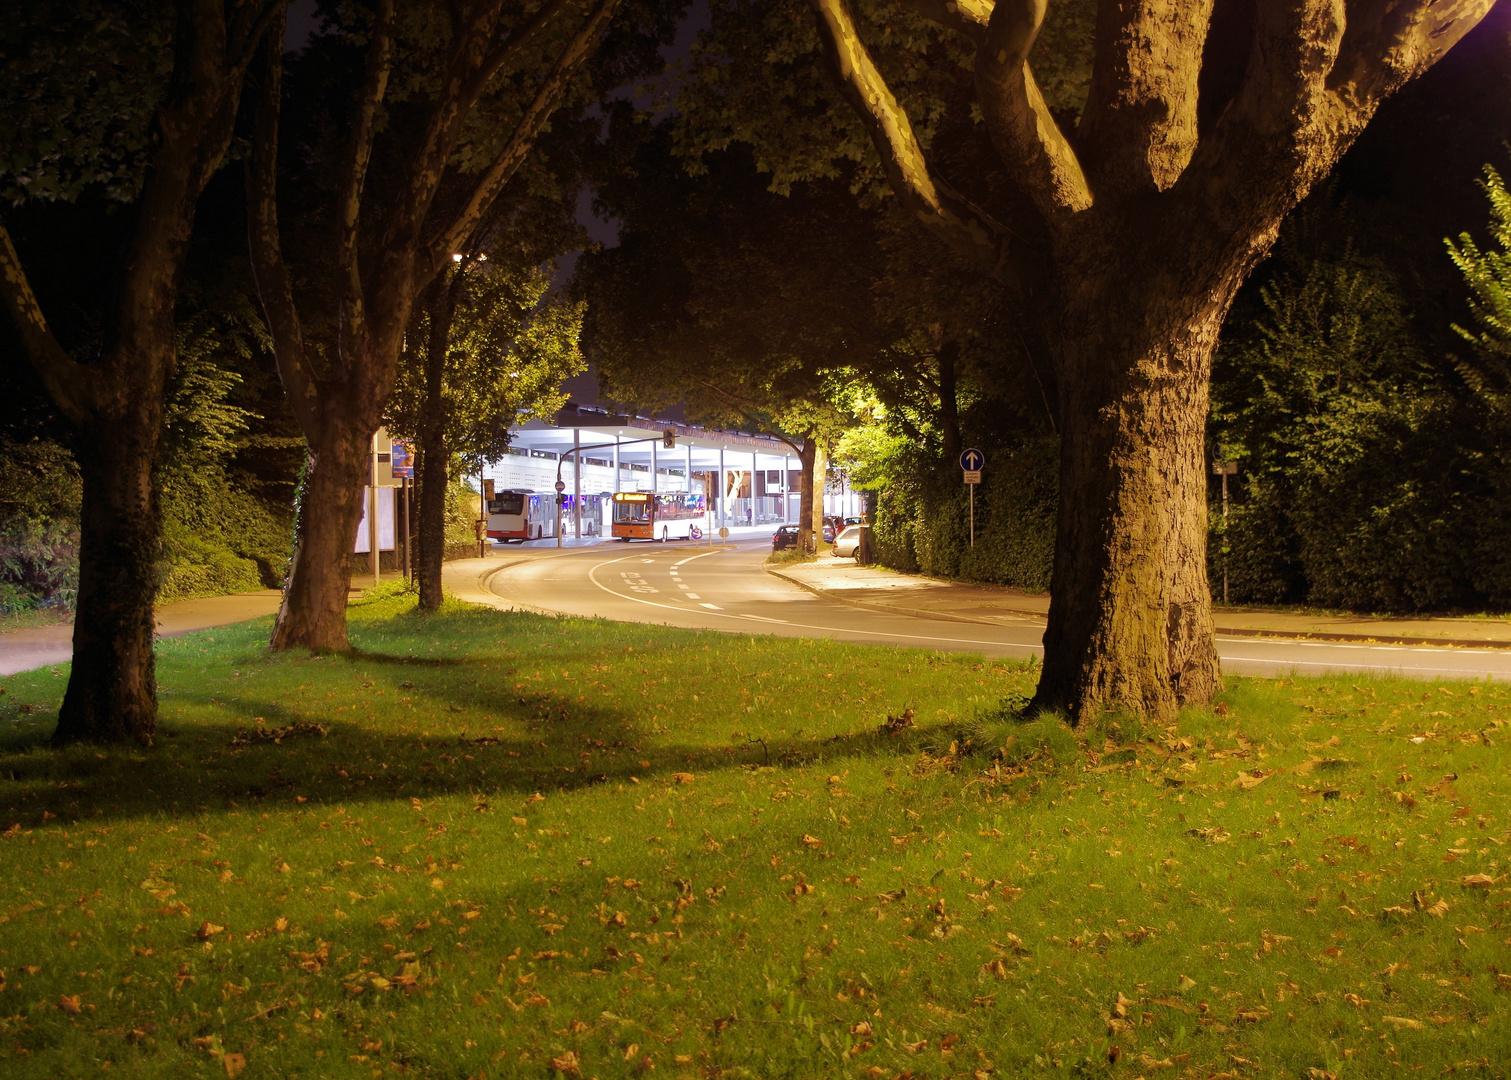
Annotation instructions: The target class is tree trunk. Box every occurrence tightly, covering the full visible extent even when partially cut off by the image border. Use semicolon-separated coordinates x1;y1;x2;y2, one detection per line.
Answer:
271;407;370;653
415;426;448;612
811;441;828;551
1033;264;1231;724
796;437;816;553
938;340;961;463
414;270;457;612
52;412;162;745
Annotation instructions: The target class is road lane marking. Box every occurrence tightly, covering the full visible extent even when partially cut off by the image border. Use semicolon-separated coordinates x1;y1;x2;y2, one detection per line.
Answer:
533;551;1511;677
673;549;728;568
685;593;701;600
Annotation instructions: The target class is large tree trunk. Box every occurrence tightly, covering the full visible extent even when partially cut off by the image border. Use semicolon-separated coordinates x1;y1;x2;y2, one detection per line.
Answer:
414;268;457;612
1033;259;1234;724
53;412;163;745
415;427;448;611
810;441;828;551
271;407;371;653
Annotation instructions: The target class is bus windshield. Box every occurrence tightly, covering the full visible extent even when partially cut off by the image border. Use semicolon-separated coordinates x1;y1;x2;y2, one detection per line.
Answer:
488;491;526;516
613;495;652;524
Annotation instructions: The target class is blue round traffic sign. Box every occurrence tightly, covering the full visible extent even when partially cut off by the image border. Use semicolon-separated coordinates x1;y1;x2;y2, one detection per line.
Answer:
959;448;985;471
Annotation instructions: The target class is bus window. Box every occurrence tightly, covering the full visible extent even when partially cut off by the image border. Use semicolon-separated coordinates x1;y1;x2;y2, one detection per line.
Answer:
488;491;525;516
613;495;652;525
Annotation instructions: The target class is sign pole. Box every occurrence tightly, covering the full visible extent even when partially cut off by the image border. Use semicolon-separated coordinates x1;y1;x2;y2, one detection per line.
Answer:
959;448;985;552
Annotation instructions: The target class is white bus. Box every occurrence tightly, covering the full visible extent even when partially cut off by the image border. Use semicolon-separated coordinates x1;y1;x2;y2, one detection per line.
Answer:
486;489;554;541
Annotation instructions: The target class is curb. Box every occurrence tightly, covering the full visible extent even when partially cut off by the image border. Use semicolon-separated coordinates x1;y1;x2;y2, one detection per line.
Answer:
764;567;1511;651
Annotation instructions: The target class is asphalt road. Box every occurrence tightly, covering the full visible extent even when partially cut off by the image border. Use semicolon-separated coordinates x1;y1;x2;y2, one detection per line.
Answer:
485;540;1511;683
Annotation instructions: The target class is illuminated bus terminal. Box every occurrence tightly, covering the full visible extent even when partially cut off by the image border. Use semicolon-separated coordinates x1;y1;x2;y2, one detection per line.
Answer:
354;399;865;557
480;400;862;541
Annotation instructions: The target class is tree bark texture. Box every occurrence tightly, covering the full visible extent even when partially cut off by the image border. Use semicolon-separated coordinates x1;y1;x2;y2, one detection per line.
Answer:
414;267;461;612
1033;228;1239;722
810;0;1498;721
271;406;370;653
796;438;817;553
0;1;280;744
53;411;163;744
810;442;828;551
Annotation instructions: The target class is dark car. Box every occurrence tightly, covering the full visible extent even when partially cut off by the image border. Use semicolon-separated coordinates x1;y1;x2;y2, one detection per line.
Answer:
772;525;800;551
822;522;836;543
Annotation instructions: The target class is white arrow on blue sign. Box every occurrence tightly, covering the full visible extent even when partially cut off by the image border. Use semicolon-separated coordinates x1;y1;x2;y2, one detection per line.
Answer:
959;448;985;471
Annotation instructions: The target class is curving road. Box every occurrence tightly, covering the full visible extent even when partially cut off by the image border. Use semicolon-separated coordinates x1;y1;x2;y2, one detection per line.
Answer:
483;540;1511;683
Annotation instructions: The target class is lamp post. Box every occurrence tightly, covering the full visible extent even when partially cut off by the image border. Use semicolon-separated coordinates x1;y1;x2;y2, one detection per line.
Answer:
1213;456;1238;605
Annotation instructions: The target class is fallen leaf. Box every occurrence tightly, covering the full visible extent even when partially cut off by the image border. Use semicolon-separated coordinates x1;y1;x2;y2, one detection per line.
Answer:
223;1052;246;1077
550;1050;581;1076
1382;1015;1425;1031
1460;873;1495;888
1178;975;1197;991
57;994;81;1014
800;834;823;850
196;921;226;941
671;772;695;784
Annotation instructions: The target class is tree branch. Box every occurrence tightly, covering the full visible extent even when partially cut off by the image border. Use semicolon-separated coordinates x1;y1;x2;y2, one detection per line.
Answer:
1329;0;1498;106
336;0;395;367
973;0;1091;225
808;0;1012;277
696;379;806;456
0;218;94;426
245;7;321;440
424;0;623;277
1075;0;1210;195
459;0;578;109
896;0;990;42
230;0;292;72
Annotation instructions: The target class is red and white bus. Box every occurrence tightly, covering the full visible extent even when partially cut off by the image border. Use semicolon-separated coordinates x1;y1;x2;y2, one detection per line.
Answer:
612;492;707;541
486;489;554;541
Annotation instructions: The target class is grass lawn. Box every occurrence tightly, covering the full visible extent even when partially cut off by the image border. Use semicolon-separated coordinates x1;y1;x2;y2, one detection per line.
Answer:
1;588;1508;1079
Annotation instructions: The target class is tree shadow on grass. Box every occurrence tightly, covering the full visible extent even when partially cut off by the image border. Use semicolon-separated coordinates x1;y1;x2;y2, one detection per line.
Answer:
0;694;952;830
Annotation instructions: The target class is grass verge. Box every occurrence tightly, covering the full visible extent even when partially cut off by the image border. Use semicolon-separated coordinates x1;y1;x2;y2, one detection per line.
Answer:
1;594;1508;1078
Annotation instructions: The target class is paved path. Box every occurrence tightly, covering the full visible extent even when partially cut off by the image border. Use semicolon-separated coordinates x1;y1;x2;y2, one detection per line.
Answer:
0;590;285;676
463;542;1511;682
12;533;1510;684
770;559;1511;648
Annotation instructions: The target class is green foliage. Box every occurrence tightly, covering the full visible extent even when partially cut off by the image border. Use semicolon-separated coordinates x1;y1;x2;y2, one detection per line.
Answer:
387;255;584;473
0;438;80;618
445;480;484;548
0;0;173;204
844;417;1057;590
1446;165;1511;397
1211;188;1511;612
671;0;1093;196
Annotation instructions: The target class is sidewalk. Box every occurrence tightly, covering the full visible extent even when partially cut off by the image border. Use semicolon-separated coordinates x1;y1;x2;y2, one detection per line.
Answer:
0;589;286;676
768;556;1511;649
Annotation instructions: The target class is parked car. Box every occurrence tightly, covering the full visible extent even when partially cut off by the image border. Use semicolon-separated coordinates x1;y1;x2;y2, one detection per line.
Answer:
843;516;863;527
822;522;836;543
833;524;867;558
772;525;800;551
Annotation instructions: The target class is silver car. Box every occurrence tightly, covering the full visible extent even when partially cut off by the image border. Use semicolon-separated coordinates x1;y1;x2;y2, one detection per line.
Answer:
833;525;866;558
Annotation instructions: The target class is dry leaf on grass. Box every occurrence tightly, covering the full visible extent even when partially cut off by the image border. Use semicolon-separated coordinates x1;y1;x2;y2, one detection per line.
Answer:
223;1052;246;1077
1382;1015;1425;1031
671;772;695;784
